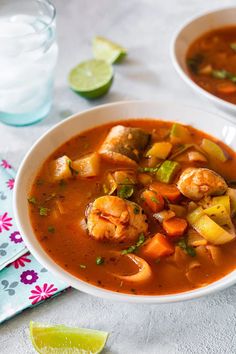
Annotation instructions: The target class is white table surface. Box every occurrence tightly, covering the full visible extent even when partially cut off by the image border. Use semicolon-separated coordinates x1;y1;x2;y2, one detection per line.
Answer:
1;0;236;353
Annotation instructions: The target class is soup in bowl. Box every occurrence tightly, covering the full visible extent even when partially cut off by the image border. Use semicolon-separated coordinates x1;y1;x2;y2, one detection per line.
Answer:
14;101;236;303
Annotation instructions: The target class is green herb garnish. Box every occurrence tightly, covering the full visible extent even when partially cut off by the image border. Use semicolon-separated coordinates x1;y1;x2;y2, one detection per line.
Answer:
121;233;145;255
67;159;79;176
138;165;160;174
187;53;204;73
39;207;50;216
28;196;37;205
117;185;134;199
212;69;236;83
133;206;140;214
150;196;159;204
96;256;104;265
177;238;196;257
48;226;55;233
80;264;87;269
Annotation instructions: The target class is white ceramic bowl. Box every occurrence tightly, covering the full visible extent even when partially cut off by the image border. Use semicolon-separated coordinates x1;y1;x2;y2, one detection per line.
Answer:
171;7;236;116
14;100;236;303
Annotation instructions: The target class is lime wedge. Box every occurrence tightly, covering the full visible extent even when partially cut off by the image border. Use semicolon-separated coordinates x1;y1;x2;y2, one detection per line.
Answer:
68;59;113;99
93;36;127;64
30;321;109;354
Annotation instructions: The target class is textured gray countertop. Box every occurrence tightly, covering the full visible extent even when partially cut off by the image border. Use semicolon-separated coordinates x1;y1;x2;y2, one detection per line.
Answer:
1;0;236;353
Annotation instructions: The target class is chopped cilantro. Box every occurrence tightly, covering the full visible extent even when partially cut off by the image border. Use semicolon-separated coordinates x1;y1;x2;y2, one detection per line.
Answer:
177;238;196;257
28;196;37;205
133;206;140;214
121;233;145;255
138;165;160;173
150;196;159;204
187;53;204;73
117;185;134;199
96;256;104;265
48;226;55;233
39;207;50;216
212;69;236;83
67;159;79;176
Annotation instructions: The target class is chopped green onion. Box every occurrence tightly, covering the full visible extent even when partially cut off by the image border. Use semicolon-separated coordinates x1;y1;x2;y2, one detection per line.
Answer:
121;233;145;255
67;159;79;176
28;196;37;205
156;160;181;183
138;165;161;174
48;226;55;233
96;256;104;265
212;69;236;83
150;196;159;204
177;238;196;257
187;53;204;73
39;207;50;216
117;185;134;199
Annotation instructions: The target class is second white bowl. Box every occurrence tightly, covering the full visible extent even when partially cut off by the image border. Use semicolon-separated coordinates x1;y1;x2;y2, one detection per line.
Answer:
171;7;236;116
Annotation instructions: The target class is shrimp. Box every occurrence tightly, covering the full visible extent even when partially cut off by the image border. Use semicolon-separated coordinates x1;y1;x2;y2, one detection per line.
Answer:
87;196;148;242
99;125;150;166
177;167;227;201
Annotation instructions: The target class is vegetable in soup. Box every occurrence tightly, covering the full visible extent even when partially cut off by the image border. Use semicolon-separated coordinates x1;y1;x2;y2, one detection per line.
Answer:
186;26;236;104
28;120;236;295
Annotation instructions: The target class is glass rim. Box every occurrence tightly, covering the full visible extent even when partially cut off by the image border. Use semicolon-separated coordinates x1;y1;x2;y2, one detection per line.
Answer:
0;0;56;39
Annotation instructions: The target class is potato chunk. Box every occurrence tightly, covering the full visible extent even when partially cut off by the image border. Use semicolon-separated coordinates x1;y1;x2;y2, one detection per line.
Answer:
50;155;72;181
72;153;100;178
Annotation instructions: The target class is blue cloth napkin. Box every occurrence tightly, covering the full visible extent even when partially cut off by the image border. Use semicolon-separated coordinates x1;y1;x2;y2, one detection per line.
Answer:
0;159;68;324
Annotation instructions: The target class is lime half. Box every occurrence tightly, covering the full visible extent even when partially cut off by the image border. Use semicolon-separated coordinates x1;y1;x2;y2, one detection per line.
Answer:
93;36;127;64
30;321;109;354
68;59;113;99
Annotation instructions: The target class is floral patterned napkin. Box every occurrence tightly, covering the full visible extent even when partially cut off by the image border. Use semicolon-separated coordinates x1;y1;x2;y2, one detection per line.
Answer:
0;159;27;270
0;159;68;324
0;252;67;323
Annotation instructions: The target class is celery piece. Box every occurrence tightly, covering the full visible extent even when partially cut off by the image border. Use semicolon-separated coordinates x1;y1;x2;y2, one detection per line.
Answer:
188;214;234;245
201;138;227;162
156;160;180;183
170;123;191;144
146;142;172;159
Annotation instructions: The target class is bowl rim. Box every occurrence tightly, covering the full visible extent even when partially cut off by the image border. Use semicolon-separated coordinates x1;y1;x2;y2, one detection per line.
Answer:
13;100;236;304
170;5;236;114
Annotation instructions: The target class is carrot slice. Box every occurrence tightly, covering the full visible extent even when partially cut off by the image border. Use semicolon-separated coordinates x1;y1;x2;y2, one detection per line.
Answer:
150;182;181;202
142;233;174;259
163;217;188;238
141;190;164;213
217;83;236;94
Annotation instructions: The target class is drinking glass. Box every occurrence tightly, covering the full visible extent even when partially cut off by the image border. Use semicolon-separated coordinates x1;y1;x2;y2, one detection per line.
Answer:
0;0;58;126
